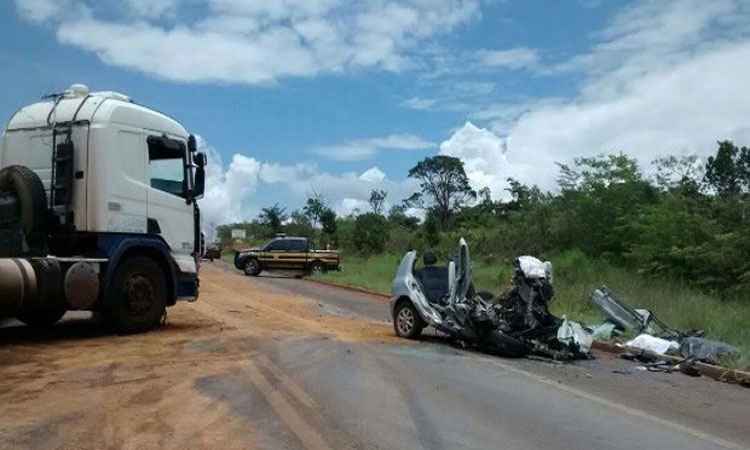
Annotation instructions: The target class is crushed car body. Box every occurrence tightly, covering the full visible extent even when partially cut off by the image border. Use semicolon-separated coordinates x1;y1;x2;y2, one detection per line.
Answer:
390;238;592;360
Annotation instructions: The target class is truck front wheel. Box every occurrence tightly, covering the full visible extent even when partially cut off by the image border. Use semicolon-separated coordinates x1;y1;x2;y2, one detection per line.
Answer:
106;257;167;334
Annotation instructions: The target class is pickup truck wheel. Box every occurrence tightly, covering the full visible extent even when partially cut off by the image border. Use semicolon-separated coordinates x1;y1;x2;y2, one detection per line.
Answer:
394;302;424;339
106;257;167;334
310;261;324;275
17;307;66;328
244;258;261;276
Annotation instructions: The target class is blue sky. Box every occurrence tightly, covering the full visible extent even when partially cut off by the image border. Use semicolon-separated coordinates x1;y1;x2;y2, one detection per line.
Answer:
3;0;750;229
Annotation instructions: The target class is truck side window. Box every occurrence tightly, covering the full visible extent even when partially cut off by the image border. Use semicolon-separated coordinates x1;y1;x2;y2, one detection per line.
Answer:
148;137;186;198
288;240;307;252
266;240;287;251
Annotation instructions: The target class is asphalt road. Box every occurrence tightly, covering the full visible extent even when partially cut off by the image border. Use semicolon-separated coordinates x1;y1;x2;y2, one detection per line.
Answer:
1;262;748;450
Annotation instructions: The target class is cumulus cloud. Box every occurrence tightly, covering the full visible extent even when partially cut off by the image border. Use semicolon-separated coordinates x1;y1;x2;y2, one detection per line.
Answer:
459;0;750;192
198;139;418;227
439;122;533;199
313;134;435;161
16;0;481;84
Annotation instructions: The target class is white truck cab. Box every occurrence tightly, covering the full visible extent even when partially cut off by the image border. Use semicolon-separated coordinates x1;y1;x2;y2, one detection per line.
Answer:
0;84;206;333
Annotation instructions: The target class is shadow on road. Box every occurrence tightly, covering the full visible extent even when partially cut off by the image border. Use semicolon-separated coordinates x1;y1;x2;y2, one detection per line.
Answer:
0;315;107;345
0;314;212;346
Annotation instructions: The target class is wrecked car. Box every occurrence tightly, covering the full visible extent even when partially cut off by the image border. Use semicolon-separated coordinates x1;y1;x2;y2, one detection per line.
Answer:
390;239;591;360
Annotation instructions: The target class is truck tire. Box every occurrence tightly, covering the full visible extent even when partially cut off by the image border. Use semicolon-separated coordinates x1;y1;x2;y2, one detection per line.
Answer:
244;258;261;276
17;307;66;328
105;257;167;334
0;165;48;250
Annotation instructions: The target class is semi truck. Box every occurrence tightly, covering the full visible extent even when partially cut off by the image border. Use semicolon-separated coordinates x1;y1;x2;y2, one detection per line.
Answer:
0;84;207;333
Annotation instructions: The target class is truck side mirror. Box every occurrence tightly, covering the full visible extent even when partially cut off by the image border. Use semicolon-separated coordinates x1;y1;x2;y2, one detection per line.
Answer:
188;135;198;153
194;152;207;167
192;152;207;199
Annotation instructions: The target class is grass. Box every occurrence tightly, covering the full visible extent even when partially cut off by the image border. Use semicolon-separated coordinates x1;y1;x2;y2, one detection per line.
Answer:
316;249;750;369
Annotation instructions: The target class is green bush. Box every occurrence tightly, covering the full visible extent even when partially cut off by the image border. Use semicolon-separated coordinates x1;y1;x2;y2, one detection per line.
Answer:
353;213;390;255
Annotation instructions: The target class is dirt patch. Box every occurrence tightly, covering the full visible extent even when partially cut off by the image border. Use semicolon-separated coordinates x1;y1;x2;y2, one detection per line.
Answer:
191;265;402;346
0;265;398;450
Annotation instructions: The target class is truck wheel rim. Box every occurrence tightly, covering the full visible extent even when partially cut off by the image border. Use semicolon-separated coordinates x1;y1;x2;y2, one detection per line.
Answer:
312;264;322;274
125;275;155;315
245;261;258;274
397;307;415;335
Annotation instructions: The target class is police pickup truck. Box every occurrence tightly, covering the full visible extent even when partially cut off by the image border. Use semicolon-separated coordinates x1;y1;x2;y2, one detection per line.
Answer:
234;236;340;276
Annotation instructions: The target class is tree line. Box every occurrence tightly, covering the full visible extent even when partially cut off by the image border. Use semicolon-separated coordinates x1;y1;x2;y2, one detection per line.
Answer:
218;140;750;297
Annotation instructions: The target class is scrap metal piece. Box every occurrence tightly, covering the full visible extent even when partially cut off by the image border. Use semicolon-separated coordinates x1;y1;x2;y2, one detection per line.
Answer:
679;337;739;365
591;287;646;332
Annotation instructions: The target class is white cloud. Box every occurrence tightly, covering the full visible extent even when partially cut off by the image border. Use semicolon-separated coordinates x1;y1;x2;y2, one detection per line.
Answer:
313;133;435;161
338;198;370;216
464;0;750;192
439;122;532;199
199;137;261;227
359;166;386;183
476;47;539;70
198;139;418;225
17;0;481;84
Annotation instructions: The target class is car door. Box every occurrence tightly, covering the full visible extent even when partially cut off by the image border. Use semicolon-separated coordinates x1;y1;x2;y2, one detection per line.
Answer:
284;239;309;269
262;239;288;270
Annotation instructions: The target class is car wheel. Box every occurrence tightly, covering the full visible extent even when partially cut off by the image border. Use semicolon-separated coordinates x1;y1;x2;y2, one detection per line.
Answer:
394;301;424;339
244;258;261;276
105;257;167;334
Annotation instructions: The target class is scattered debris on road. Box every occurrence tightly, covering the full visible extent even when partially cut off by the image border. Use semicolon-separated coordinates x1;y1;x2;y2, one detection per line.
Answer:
589;287;746;385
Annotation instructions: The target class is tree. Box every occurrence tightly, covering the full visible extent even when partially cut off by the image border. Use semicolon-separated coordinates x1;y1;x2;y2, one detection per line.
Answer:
387;204;420;230
286;209;314;238
258;203;287;235
320;208;337;236
554;153;657;258
406;155;476;228
704;141;750;197
303;192;327;227
369;189;387;215
652;155;703;194
353;213;389;255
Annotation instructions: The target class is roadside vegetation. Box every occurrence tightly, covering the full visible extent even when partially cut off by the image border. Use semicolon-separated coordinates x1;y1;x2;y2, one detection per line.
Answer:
218;141;750;368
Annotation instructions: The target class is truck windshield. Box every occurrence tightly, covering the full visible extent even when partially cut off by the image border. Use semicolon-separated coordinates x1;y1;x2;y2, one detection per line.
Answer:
148;138;186;198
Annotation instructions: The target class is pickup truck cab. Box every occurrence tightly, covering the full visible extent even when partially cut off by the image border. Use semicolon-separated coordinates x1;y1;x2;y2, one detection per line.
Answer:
234;236;340;276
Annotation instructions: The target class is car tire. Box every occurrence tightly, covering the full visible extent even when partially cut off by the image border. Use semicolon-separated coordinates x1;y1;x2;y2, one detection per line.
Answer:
105;257;167;334
244;258;261;276
393;301;424;339
17;307;66;328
